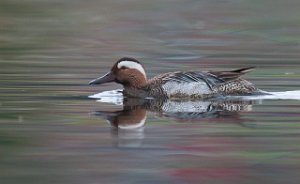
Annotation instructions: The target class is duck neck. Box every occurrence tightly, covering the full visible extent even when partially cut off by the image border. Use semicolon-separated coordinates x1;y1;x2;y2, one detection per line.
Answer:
125;76;147;89
123;86;149;98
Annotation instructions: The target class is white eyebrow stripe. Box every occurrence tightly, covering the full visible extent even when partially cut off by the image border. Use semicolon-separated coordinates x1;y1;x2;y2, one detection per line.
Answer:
117;61;146;77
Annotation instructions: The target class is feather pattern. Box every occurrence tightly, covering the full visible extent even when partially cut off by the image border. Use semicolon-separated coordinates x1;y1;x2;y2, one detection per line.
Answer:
162;71;224;90
125;65;260;99
208;67;255;81
146;67;259;98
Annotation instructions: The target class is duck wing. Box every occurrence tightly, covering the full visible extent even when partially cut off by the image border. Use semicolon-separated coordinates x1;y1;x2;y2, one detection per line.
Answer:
162;71;224;90
159;67;255;90
208;67;255;81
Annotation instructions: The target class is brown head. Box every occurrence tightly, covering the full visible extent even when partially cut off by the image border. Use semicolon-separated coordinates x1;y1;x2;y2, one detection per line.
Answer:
89;57;147;88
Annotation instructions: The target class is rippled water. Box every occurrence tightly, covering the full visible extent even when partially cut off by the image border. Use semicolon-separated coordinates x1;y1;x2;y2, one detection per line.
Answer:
1;0;300;183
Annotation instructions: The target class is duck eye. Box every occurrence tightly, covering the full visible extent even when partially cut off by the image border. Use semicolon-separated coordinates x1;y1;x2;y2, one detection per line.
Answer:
120;66;128;70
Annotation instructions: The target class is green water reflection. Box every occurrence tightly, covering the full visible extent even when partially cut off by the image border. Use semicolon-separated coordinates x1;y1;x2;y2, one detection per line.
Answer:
1;0;300;184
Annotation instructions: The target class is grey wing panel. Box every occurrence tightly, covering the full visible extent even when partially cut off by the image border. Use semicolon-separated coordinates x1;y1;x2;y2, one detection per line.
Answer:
162;72;224;90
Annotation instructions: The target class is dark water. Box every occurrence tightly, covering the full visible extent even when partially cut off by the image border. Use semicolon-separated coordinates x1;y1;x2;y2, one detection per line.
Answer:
1;0;300;183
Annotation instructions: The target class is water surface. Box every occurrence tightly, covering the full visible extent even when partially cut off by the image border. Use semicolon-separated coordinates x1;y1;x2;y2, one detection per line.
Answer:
1;0;300;183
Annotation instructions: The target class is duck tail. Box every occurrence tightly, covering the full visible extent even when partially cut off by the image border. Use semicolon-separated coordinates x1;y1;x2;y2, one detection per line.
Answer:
231;67;256;74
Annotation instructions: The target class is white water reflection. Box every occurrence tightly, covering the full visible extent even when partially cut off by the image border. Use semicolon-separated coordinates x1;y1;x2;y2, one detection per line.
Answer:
245;90;300;100
89;89;300;107
89;89;124;105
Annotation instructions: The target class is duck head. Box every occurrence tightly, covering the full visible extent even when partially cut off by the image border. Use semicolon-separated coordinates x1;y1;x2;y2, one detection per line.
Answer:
89;57;147;88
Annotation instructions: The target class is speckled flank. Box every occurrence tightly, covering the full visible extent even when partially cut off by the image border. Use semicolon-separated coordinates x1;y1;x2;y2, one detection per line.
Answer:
214;79;257;95
162;81;212;98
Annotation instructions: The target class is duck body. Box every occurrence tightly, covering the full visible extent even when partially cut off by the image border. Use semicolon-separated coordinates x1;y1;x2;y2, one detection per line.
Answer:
123;71;259;99
89;57;264;99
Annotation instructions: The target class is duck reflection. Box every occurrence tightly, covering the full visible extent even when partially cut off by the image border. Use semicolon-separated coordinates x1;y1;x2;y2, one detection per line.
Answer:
91;96;258;147
92;98;147;148
93;97;256;127
93;101;147;129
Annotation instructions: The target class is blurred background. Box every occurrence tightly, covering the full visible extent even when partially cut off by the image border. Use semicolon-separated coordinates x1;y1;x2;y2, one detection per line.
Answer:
1;0;300;183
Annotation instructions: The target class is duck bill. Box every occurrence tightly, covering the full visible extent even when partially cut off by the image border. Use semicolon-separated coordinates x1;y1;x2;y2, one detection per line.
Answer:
89;72;116;85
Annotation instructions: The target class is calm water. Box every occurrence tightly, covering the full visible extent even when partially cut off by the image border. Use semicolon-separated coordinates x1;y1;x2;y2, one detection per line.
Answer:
1;0;300;183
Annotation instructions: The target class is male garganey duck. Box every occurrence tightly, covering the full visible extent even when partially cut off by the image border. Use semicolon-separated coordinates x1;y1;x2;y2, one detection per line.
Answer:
89;57;264;99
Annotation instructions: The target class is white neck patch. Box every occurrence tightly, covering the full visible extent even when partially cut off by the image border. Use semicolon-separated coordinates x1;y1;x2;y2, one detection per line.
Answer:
117;61;146;78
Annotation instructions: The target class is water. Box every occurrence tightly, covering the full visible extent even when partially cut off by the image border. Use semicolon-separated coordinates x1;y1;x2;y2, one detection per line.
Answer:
1;0;300;183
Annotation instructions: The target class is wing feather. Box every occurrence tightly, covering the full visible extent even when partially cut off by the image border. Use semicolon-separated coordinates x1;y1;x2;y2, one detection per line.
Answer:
149;67;255;91
208;67;255;81
162;71;224;90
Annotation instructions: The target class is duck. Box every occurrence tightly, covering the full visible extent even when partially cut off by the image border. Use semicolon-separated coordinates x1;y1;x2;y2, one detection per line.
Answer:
89;57;265;99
